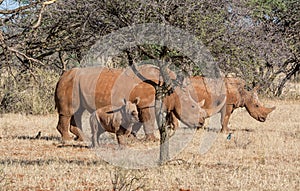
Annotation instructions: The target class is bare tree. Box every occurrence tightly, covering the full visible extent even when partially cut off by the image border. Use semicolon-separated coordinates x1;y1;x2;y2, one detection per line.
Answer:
126;48;174;164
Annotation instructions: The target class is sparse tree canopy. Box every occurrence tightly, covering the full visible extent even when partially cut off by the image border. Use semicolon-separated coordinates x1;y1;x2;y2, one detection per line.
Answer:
0;0;299;113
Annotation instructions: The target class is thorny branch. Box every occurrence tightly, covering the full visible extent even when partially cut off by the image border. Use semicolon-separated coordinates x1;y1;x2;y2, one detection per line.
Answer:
32;0;58;29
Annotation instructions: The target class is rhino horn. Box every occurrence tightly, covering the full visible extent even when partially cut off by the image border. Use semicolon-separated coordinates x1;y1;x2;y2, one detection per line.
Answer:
198;99;205;107
266;106;276;114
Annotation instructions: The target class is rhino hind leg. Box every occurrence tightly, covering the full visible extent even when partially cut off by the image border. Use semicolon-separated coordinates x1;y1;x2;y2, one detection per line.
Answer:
57;115;73;141
70;109;86;141
70;125;85;141
72;108;85;129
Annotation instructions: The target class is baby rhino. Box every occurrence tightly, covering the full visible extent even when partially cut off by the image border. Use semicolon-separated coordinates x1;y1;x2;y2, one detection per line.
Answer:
89;97;140;147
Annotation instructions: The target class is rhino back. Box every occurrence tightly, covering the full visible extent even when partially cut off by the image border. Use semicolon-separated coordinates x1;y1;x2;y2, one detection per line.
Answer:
94;68;123;109
191;76;226;110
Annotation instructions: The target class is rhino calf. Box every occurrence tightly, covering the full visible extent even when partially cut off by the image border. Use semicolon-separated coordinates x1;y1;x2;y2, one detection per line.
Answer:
89;97;140;147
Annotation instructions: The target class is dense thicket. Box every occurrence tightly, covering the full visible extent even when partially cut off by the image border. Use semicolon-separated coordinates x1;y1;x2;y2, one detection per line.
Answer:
0;0;299;114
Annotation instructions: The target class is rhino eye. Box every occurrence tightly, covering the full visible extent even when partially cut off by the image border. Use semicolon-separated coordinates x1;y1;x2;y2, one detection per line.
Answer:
255;104;259;108
192;105;195;108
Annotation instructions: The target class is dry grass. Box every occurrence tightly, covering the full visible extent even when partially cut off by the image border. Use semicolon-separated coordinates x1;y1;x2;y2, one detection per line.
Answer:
0;99;299;190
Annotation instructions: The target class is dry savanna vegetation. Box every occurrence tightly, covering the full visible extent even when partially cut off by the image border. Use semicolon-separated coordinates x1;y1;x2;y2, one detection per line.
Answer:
0;99;299;190
0;1;299;190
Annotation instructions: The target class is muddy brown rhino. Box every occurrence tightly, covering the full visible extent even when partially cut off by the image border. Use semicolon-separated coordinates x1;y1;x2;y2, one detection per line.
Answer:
55;65;210;142
89;98;140;147
170;76;276;132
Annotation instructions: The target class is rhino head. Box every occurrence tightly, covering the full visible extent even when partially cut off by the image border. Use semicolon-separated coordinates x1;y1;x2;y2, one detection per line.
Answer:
123;97;140;123
166;83;207;129
244;86;276;122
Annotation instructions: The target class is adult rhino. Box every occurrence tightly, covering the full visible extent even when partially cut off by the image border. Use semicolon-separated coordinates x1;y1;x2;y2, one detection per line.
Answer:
171;76;276;132
55;65;211;142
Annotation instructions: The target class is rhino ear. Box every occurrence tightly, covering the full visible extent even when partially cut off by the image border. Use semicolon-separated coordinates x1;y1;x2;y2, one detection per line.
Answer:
133;97;140;105
198;99;205;107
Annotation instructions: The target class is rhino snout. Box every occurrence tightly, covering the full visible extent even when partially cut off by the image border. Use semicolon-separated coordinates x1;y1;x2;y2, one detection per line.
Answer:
258;116;266;122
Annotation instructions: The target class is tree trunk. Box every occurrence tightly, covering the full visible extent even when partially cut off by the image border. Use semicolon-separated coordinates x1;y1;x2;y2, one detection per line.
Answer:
127;49;173;165
276;63;299;96
155;85;170;164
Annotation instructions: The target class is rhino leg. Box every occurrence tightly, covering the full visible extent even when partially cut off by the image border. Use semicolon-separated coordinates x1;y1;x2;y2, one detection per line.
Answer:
131;123;142;137
143;121;158;142
131;107;157;141
56;115;73;141
93;125;104;148
116;134;126;146
221;104;233;132
89;112;105;147
70;125;85;141
70;109;86;141
138;107;158;142
96;128;105;147
90;121;98;148
169;112;179;130
131;121;157;141
91;127;104;148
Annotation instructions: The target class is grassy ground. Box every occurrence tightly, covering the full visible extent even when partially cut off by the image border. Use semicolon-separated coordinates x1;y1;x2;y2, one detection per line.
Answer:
0;99;299;190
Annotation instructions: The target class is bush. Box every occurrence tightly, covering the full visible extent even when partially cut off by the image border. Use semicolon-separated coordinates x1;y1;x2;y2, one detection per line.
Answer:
0;67;60;115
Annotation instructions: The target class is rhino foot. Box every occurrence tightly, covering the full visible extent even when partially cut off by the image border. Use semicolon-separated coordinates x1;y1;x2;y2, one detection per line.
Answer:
126;134;140;144
74;136;85;141
221;127;234;133
143;134;159;142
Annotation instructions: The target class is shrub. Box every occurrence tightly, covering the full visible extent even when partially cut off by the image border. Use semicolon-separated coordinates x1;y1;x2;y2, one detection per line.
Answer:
0;67;60;115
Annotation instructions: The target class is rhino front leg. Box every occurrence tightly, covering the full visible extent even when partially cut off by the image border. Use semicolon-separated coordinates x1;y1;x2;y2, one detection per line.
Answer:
221;104;233;132
131;123;142;137
131;111;157;141
143;121;158;142
139;107;158;142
